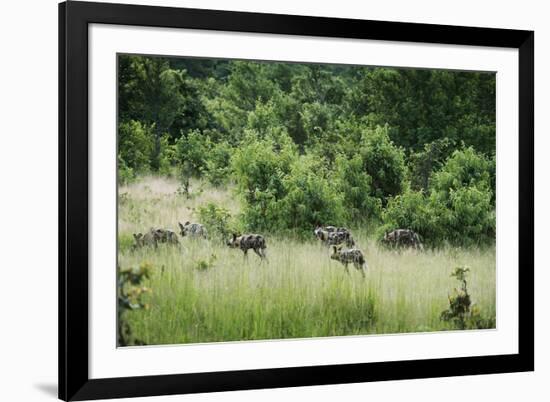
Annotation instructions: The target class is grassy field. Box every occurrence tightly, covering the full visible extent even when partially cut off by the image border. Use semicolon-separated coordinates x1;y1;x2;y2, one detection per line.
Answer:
118;176;496;345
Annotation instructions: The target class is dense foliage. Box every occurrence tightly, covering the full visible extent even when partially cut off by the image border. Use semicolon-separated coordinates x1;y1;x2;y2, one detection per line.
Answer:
118;55;496;246
117;262;152;346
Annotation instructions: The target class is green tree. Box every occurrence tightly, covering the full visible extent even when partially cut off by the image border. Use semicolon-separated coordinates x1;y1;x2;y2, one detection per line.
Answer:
333;154;381;223
429;147;496;245
118;55;210;170
231;133;298;231
204;141;233;186
175;129;212;177
224;61;278;111
118;120;154;173
358;126;406;203
279;155;346;236
380;190;441;246
351;68;496;154
381;148;495;246
408;138;455;191
430;147;494;199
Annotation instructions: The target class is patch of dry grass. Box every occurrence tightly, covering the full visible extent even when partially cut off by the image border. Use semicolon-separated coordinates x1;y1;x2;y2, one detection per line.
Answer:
118;175;241;235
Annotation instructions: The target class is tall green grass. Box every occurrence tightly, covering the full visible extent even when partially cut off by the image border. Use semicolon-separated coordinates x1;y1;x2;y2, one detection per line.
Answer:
118;176;496;345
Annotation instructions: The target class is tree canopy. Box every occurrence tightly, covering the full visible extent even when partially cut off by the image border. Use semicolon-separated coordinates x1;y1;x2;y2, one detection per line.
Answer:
118;54;496;245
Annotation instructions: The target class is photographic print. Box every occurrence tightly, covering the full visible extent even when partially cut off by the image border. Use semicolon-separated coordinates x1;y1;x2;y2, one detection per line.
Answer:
116;54;497;347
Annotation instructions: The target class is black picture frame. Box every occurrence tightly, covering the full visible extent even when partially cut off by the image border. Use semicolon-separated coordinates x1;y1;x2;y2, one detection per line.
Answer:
59;1;534;400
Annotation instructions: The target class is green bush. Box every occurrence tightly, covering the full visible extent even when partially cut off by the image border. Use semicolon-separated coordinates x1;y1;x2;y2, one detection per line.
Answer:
380;147;495;247
204;141;233;186
157;134;177;177
246;99;284;136
305;124;406;207
433;186;495;246
430;147;494;198
357;126;406;203
197;202;239;241
278;155;346;237
430;147;495;245
118;262;152;346
408;137;455;191
380;190;441;245
440;267;495;330
231;132;297;205
175;129;212;177
118;120;155;173
232;135;348;236
118;154;135;185
333;154;382;223
300;101;334;141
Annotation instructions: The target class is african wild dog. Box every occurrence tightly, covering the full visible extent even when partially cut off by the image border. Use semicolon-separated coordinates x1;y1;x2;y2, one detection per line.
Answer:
314;226;355;248
382;229;423;250
133;231;157;249
154;228;179;245
226;233;267;260
330;246;367;277
327;230;355;248
178;221;208;239
133;228;179;249
133;228;161;249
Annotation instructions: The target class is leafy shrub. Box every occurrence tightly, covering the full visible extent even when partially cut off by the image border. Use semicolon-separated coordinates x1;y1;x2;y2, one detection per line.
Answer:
380;189;441;245
232;135;348;236
118;120;155;173
117;57;497;248
434;186;495;246
204;141;233;186
118;262;152;346
430;147;495;246
380;147;495;247
408;137;455;191
430;147;494;198
118;154;135;185
333;154;382;223
224;61;278;111
175;129;212;177
246;99;284;136
440;267;471;329
300;101;334;141
231;133;297;231
278;155;346;237
157;134;177;177
197;202;238;241
357;126;406;203
440;267;495;330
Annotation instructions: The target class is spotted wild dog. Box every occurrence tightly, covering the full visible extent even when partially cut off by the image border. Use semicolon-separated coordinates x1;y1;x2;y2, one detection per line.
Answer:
133;228;160;249
226;233;267;260
133;232;155;249
178;221;208;239
314;225;355;248
313;225;335;241
154;228;179;245
382;229;423;250
133;228;179;249
330;246;367;277
327;230;355;247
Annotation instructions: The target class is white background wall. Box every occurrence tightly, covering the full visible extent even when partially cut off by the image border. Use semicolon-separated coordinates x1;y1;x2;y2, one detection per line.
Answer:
0;0;545;401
